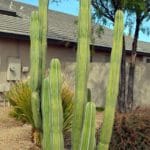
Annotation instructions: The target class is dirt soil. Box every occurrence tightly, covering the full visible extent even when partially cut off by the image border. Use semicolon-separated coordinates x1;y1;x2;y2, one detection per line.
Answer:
0;104;39;150
0;104;103;150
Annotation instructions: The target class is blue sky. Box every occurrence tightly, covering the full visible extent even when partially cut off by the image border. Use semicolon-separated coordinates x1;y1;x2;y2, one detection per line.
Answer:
16;0;150;42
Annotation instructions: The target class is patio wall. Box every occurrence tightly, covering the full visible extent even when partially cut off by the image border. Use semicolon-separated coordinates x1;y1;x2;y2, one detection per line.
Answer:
62;62;150;108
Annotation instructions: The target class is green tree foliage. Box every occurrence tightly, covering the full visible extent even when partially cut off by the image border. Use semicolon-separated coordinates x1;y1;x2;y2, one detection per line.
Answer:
92;0;127;113
92;0;150;112
126;0;150;112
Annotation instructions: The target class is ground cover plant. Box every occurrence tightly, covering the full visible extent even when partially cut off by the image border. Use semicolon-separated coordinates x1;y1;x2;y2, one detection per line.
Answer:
5;81;33;125
5;80;74;145
110;108;150;149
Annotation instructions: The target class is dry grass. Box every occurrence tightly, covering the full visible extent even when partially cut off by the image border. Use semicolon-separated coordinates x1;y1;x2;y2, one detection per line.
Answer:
0;105;39;150
110;108;150;150
0;103;103;150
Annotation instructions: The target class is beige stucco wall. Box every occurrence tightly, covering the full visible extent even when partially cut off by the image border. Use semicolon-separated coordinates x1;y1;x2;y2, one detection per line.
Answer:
0;37;149;107
47;45;76;62
0;38;19;83
0;37;76;84
62;62;150;107
92;50;143;63
0;38;31;83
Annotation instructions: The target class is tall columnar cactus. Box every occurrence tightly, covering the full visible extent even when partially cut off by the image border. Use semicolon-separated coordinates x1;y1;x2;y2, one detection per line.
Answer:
42;59;64;150
30;0;49;131
31;91;41;129
98;10;124;150
30;0;65;149
72;0;91;149
30;11;40;91
79;102;96;150
30;11;42;130
38;0;49;83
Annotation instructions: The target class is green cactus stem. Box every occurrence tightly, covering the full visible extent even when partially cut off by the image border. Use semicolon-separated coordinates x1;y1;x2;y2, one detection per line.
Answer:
98;10;124;150
30;0;49;132
31;92;42;130
30;11;42;130
79;102;96;150
72;0;91;149
30;11;40;91
42;78;50;149
42;59;64;150
38;0;49;83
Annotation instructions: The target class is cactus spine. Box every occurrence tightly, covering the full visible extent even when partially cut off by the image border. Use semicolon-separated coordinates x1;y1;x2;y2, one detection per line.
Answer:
42;59;64;150
72;0;91;149
98;10;124;150
79;102;96;150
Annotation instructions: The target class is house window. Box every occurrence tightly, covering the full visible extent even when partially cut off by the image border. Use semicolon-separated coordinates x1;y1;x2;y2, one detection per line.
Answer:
146;58;150;63
143;57;150;63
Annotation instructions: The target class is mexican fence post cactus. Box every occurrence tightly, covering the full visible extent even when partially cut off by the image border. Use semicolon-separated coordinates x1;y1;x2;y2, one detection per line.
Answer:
98;10;124;150
30;11;42;130
38;0;49;84
30;0;64;149
30;0;49;131
79;102;96;150
72;0;91;149
42;59;64;150
31;91;41;130
30;11;40;92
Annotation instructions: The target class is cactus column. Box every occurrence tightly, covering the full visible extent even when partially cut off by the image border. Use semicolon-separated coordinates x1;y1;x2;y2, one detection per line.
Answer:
38;0;49;84
30;11;42;130
98;10;124;150
30;0;49;130
42;59;64;150
79;102;96;150
72;0;91;149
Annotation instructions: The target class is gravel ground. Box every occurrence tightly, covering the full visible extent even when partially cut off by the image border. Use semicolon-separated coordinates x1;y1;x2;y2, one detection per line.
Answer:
0;105;39;150
0;103;103;150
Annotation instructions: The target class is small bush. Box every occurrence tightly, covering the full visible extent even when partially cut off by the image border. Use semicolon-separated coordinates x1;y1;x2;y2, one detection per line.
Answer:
5;80;74;133
110;108;150;150
62;80;74;133
5;81;34;125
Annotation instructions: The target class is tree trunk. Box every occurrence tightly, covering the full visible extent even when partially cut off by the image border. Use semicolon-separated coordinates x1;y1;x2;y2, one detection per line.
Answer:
118;36;126;113
126;18;140;112
126;63;135;111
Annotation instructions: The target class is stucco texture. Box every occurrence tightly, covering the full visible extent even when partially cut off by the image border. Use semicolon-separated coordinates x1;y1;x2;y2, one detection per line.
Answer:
62;62;150;108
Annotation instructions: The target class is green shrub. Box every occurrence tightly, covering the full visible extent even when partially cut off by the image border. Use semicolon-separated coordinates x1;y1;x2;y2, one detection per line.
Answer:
61;80;74;133
5;79;74;133
110;108;150;149
5;81;33;125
